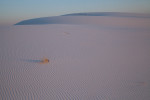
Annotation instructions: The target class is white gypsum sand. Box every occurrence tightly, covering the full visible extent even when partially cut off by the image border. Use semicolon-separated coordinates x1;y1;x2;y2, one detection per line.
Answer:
0;16;150;100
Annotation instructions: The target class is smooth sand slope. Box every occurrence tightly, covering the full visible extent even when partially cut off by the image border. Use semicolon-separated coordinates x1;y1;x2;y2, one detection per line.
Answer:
0;15;150;100
15;12;150;25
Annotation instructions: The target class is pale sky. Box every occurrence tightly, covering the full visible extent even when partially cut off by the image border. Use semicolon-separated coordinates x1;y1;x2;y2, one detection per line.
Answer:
0;0;150;26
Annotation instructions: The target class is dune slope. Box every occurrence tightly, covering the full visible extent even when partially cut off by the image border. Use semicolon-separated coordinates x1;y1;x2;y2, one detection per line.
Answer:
1;16;150;100
15;12;150;25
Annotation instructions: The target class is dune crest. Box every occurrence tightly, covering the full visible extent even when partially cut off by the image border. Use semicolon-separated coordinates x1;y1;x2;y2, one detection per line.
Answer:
15;12;150;25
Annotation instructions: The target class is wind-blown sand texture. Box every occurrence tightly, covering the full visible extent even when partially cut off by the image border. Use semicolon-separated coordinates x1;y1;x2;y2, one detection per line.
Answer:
1;14;150;100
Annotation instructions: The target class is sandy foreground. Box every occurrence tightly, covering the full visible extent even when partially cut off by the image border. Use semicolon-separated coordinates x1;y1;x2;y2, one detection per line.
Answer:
0;16;150;100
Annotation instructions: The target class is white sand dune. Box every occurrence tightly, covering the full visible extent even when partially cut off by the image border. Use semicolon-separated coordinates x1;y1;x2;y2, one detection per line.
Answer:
0;16;150;100
15;12;150;26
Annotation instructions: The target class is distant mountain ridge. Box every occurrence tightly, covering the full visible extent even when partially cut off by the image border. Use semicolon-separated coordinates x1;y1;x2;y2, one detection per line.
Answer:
15;12;150;25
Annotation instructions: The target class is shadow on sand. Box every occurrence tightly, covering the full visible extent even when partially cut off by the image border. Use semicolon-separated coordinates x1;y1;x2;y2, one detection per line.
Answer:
22;59;42;63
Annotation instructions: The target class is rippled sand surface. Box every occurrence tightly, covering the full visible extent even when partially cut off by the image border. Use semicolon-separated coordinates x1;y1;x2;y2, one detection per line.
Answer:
0;17;150;100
